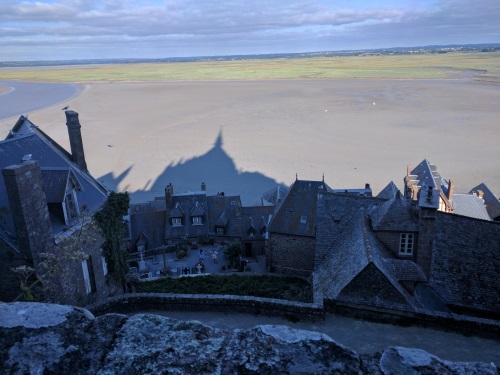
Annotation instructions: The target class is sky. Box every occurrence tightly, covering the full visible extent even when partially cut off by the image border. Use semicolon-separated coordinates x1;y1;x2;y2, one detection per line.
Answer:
0;0;499;61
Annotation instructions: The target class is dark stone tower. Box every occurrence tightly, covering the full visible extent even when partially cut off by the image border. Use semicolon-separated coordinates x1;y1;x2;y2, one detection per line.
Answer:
65;110;88;172
2;160;54;265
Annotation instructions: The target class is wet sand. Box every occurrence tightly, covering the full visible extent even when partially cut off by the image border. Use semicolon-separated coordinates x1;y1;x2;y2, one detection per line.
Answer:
1;79;498;204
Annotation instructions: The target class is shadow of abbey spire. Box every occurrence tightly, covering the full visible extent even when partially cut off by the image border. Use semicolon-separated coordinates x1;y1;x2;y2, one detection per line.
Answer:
100;131;286;205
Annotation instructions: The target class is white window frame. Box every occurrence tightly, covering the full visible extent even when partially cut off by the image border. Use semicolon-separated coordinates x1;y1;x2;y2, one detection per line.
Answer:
82;259;92;294
172;217;182;227
192;216;203;225
399;233;414;255
101;256;108;276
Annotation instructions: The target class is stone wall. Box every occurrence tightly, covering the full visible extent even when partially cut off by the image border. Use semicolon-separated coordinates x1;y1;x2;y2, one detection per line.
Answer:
90;292;324;321
269;233;315;276
1;302;497;374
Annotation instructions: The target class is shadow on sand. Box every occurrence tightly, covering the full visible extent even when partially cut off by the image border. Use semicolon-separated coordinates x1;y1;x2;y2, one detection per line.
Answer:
99;131;286;205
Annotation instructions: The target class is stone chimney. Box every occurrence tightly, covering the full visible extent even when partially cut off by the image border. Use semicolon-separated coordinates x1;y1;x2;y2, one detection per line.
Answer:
201;182;206;191
165;183;173;210
406;165;412;176
65;110;88;172
447;179;455;200
2;160;54;264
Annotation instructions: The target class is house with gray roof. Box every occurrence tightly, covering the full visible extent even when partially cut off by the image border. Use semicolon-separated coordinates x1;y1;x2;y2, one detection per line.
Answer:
241;205;274;258
314;176;500;318
470;183;500;221
0;112;116;306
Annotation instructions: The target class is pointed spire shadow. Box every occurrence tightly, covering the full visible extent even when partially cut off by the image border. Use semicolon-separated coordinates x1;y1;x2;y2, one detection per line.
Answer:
100;131;286;205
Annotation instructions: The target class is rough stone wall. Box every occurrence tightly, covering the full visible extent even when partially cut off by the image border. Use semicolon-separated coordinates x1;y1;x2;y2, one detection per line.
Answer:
2;160;54;266
269;233;315;276
338;263;409;307
430;213;500;314
1;302;497;374
0;240;33;302
416;207;437;277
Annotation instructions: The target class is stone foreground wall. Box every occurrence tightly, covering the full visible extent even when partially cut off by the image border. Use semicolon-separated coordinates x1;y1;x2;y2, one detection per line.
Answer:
1;302;497;374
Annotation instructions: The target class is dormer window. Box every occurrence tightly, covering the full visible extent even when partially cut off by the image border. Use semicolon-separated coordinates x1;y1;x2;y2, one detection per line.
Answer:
248;227;256;237
192;216;203;225
260;226;266;235
172;217;182;227
216;227;225;235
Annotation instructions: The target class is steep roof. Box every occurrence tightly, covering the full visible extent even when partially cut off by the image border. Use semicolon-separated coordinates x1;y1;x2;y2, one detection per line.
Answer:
129;200;166;250
451;194;491;221
165;193;209;239
315;203;420;310
377;181;400;200
206;194;242;237
370;191;419;232
470;183;500;220
268;180;331;237
410;159;443;189
0;116;108;239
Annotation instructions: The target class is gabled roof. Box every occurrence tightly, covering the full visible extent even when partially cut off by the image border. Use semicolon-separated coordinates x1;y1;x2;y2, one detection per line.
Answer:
268;180;331;237
470;183;500;220
41;168;82;203
261;185;289;206
0;116;108;238
451;194;491;221
377;181;400;200
135;232;149;246
190;201;205;216
170;202;184;218
370;191;419;232
315;207;419;310
207;194;242;237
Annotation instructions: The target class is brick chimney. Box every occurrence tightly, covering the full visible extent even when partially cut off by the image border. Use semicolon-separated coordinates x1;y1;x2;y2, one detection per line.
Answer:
447;179;455;200
2;160;54;264
65;110;88;172
165;183;173;210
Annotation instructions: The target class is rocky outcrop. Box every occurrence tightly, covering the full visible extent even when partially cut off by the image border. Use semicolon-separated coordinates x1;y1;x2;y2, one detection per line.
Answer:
1;302;497;374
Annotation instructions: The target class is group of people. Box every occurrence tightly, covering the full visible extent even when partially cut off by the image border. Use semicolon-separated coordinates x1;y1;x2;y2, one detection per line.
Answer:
199;248;220;264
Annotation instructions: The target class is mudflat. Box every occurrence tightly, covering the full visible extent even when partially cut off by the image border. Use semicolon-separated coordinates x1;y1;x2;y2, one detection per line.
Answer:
1;78;498;204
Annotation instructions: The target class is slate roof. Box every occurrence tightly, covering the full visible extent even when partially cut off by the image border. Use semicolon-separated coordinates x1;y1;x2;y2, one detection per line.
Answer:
377;181;400;200
470;183;500;220
410;159;443;189
0;116;108;239
241;205;274;241
206;194;242;238
315;203;419;310
129;200;166;251
165;193;209;239
40;168;71;203
370;191;419;232
170;202;184;218
261;186;288;206
451;194;491;221
268;180;332;237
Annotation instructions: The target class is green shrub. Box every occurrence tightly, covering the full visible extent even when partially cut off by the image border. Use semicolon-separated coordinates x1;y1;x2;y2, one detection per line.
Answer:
176;250;187;259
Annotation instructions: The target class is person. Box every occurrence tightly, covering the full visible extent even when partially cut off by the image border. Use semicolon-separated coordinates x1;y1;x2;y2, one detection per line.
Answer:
199;249;204;262
211;249;218;264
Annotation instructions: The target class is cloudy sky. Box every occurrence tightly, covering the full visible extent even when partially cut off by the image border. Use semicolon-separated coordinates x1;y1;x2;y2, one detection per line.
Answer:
1;0;499;61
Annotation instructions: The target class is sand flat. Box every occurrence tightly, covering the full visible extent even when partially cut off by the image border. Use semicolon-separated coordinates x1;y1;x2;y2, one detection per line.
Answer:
1;79;498;204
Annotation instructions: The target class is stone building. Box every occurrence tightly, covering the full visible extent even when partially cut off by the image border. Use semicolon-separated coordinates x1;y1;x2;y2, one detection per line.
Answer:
0;112;118;306
315;177;500;318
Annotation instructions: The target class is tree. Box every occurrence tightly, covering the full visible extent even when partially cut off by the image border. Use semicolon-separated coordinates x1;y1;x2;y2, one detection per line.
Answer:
94;192;130;289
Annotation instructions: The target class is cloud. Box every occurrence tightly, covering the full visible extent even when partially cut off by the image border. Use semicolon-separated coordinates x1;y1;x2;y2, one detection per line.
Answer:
0;0;498;60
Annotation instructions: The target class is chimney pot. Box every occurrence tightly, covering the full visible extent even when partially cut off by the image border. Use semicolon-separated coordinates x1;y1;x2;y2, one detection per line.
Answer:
201;182;206;191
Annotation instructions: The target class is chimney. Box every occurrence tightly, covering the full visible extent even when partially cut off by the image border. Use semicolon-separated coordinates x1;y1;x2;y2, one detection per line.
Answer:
476;189;484;199
2;160;54;264
165;183;173;210
447;179;455;200
426;185;433;202
407;165;412;176
65;111;88;171
201;182;206;191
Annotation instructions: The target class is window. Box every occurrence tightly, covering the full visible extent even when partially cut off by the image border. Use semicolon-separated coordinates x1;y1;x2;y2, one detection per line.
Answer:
216;227;225;235
101;256;108;276
172;217;182;226
399;233;414;255
248;228;256;237
82;257;97;294
300;216;307;224
192;216;203;225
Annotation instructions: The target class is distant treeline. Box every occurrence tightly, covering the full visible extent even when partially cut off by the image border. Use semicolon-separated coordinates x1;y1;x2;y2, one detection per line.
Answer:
2;43;500;68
